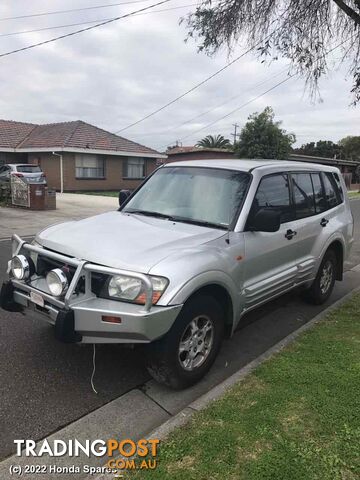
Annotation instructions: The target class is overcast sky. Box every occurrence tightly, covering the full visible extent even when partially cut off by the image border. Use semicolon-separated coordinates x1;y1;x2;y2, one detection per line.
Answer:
0;0;359;152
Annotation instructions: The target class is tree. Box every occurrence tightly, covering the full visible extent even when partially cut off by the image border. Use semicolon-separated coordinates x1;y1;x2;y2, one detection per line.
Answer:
294;140;342;158
184;1;360;103
339;135;360;160
235;107;296;159
196;134;232;148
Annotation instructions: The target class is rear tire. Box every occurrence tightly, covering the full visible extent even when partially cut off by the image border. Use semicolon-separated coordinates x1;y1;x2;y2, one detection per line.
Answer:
303;249;337;305
146;295;224;389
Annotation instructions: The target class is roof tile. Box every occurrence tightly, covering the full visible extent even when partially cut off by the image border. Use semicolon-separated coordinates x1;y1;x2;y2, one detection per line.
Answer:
0;119;160;156
0;119;37;148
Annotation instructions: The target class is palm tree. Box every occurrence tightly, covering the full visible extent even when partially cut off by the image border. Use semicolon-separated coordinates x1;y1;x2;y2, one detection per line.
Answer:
196;134;232;149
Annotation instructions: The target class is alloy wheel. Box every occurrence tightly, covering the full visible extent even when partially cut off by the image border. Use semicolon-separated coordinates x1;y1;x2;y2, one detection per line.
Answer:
178;315;214;371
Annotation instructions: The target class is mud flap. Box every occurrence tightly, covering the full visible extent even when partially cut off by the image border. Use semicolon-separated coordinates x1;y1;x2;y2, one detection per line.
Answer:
0;281;24;312
55;310;82;343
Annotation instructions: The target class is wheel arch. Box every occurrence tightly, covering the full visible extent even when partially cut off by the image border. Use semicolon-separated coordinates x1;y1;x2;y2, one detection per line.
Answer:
182;283;235;338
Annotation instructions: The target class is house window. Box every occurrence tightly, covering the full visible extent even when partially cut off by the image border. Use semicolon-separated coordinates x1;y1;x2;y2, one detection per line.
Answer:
75;155;105;179
123;157;145;179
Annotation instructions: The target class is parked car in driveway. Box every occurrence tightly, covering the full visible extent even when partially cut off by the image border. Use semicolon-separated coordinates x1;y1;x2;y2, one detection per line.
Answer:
0;164;46;184
0;160;354;388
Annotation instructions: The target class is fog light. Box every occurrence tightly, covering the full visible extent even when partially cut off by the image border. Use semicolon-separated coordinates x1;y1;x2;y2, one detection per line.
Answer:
46;268;69;297
11;255;32;280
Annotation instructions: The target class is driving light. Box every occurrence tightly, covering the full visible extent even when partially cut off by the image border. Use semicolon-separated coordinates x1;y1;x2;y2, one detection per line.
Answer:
11;255;33;280
108;275;168;305
46;268;69;297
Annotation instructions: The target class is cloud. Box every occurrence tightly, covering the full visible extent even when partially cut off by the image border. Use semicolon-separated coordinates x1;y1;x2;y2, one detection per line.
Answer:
0;0;358;152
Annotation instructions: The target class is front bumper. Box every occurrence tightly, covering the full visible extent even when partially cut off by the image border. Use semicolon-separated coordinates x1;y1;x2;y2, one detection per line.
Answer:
1;279;182;344
1;235;182;344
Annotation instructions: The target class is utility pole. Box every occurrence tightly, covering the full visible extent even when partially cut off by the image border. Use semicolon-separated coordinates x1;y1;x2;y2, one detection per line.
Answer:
231;123;240;145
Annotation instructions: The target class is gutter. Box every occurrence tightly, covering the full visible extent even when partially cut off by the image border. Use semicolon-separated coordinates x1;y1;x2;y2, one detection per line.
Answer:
13;147;167;159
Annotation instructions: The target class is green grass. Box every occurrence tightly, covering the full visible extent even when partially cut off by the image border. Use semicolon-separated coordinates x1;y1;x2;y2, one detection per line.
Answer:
74;191;119;197
133;293;360;480
348;191;360;199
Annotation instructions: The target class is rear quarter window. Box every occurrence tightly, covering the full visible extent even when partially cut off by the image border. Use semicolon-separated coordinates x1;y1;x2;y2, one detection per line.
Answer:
322;172;343;209
332;172;344;203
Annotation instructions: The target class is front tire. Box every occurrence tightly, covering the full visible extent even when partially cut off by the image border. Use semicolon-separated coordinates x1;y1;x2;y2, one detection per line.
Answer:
146;295;224;389
303;249;337;305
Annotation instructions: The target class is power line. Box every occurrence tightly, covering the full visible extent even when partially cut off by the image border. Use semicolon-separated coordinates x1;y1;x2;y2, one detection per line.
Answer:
114;25;281;134
0;0;171;60
0;0;150;22
163;67;289;134
0;3;198;38
174;40;349;145
178;75;296;143
127;66;289;142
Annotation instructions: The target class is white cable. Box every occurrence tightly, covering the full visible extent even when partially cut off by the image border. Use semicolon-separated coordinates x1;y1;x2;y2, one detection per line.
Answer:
91;344;98;394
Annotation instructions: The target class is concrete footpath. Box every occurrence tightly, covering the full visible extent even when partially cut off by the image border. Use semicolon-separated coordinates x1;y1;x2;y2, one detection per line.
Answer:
1;265;359;480
0;193;118;239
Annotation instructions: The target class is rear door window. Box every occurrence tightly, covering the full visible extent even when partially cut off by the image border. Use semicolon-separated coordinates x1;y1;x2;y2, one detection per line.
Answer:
291;173;316;219
311;173;327;214
251;173;293;224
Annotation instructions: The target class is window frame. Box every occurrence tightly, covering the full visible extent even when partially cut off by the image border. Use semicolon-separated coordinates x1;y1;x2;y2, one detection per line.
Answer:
246;169;344;230
246;172;295;229
123;157;146;180
75;154;106;180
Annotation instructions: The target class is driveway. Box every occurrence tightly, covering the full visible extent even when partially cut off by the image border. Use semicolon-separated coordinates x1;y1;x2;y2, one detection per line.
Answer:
0;193;118;239
0;198;359;462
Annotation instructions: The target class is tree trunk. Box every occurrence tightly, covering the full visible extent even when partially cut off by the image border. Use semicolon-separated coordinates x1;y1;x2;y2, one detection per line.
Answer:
332;0;360;25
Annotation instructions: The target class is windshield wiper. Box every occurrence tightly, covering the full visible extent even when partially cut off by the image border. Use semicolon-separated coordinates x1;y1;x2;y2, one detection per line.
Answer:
125;209;228;230
124;209;171;219
169;216;229;230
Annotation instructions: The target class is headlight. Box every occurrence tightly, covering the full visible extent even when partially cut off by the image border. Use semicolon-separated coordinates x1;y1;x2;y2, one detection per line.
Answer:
108;275;168;305
46;268;69;297
10;255;34;280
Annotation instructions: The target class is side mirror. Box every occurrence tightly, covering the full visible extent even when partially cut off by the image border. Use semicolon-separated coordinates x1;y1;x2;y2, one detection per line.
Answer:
118;189;131;207
249;208;281;233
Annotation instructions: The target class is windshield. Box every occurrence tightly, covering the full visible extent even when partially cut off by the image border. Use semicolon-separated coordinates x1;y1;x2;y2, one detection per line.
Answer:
123;166;250;229
16;165;41;173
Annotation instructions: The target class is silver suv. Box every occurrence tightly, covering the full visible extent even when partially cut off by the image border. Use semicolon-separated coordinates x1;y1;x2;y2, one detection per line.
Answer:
1;160;354;388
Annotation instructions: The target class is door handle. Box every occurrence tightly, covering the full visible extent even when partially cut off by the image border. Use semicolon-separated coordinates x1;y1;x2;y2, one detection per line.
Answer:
320;218;329;227
285;229;297;240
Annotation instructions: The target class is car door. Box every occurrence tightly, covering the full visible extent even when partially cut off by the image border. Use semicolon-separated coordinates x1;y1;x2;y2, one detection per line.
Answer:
289;171;327;284
242;172;302;309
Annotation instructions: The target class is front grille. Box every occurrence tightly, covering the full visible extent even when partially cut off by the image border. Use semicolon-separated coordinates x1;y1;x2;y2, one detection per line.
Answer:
36;254;108;296
91;272;109;296
36;255;76;278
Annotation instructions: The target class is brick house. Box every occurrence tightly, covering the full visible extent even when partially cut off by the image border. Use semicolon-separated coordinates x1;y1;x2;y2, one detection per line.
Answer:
0;119;166;191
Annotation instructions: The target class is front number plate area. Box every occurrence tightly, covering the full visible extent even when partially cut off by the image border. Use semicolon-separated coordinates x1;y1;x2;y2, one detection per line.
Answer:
30;291;45;308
